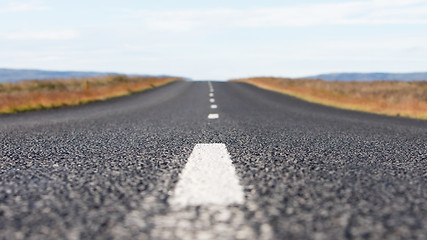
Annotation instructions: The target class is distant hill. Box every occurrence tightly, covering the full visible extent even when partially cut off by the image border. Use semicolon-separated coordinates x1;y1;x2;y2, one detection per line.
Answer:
306;72;427;81
0;68;123;83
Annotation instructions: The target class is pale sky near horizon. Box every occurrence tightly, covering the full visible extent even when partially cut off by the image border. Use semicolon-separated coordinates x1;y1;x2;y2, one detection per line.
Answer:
0;0;426;80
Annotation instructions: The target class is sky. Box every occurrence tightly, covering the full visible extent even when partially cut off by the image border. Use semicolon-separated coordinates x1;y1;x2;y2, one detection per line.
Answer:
0;0;426;80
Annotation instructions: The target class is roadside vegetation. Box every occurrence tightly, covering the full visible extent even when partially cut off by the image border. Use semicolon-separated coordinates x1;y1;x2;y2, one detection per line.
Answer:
0;75;183;113
231;77;427;120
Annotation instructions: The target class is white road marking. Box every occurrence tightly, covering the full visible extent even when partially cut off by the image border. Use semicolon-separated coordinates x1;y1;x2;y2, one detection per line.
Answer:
209;93;214;97
208;81;214;92
210;104;217;109
208;113;219;119
169;144;244;208
210;98;215;103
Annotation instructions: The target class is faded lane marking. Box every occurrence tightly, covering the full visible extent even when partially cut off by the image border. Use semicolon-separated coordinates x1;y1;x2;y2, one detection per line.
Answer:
209;93;214;97
169;143;244;208
208;81;214;92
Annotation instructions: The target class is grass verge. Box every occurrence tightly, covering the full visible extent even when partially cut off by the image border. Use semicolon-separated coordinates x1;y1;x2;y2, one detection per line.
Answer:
230;77;427;120
0;75;184;114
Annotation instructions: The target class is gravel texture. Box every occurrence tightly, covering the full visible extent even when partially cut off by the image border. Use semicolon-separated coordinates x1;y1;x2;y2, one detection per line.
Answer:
0;81;426;239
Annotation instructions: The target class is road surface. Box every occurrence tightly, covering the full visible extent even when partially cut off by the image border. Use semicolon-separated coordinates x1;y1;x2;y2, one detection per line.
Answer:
1;81;426;239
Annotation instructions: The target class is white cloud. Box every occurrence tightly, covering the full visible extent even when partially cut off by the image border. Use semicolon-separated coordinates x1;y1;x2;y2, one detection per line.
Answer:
0;2;49;12
2;30;79;40
128;0;427;31
35;55;61;61
122;43;188;52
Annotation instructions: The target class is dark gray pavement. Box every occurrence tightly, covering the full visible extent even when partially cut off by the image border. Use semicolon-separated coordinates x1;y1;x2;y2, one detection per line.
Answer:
0;81;426;239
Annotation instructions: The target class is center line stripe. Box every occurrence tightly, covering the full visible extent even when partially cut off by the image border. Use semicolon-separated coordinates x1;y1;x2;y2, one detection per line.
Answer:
210;98;215;103
208;113;219;119
169;144;244;208
208;81;214;92
211;104;217;109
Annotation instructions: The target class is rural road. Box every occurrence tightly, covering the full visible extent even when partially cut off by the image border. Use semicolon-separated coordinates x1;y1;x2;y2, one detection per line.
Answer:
0;81;426;239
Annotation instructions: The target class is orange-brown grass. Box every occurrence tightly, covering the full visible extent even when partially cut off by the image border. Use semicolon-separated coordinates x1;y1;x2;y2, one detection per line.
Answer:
231;77;427;120
0;75;184;113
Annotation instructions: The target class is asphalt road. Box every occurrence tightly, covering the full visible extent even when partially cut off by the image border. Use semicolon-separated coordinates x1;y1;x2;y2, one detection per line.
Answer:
0;81;426;240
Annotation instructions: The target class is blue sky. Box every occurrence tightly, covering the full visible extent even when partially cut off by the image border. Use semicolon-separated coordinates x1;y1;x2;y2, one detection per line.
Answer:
0;0;426;80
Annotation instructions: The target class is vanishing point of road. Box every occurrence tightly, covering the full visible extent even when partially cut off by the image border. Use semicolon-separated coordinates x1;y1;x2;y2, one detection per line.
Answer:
1;81;426;239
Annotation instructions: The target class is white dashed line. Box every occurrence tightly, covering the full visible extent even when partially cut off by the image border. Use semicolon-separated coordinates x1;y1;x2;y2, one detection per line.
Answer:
208;81;214;92
210;104;217;109
208;113;219;119
209;93;214;97
210;98;215;103
169;143;244;208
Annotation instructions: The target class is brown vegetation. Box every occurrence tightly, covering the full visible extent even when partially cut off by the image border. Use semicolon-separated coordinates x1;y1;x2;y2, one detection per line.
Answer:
0;75;183;113
231;77;427;120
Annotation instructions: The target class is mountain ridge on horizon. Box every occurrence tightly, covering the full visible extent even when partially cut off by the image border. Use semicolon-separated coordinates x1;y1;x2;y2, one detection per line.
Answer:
305;72;427;81
1;68;426;83
0;68;184;83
